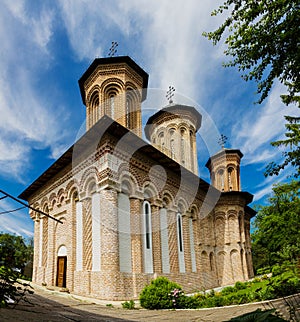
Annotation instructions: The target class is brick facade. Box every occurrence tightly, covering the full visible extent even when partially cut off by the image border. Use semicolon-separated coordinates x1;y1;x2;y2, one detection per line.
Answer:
20;56;255;300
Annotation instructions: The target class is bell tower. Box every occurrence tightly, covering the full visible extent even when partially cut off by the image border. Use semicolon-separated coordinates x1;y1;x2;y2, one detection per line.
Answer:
145;103;202;175
78;56;148;137
206;147;243;192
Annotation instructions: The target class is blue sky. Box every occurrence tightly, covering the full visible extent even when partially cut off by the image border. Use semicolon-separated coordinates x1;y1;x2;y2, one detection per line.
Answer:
0;0;298;238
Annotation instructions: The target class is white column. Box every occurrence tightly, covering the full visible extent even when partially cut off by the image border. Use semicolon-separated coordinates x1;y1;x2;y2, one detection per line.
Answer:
177;213;185;273
76;201;83;271
92;193;101;271
118;193;132;273
142;201;153;273
189;218;197;272
160;208;170;273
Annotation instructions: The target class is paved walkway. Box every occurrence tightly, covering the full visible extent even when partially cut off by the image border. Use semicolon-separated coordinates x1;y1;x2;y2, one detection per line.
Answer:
0;283;297;321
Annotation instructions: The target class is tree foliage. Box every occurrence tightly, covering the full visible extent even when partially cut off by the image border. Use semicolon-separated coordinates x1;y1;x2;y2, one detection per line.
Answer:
0;233;34;307
265;115;300;178
251;180;300;271
203;0;300;177
0;233;33;273
0;266;33;308
203;0;300;105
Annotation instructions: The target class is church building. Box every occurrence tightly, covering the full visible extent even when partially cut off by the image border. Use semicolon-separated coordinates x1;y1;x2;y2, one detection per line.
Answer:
19;56;255;300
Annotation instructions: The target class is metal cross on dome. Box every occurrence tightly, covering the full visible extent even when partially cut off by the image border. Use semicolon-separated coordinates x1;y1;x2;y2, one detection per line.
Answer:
166;86;175;104
218;134;228;148
108;41;118;57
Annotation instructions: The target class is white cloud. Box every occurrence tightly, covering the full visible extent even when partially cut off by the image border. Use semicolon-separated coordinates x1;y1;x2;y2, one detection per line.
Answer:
231;82;298;165
57;0;224;99
0;199;33;237
0;1;71;181
57;0;134;60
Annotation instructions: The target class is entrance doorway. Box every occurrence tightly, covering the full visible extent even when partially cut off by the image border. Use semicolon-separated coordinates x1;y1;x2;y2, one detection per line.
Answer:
56;256;67;287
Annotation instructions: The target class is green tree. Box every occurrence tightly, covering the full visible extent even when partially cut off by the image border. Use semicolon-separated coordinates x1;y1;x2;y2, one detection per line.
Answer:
251;180;300;272
203;0;300;177
0;233;33;273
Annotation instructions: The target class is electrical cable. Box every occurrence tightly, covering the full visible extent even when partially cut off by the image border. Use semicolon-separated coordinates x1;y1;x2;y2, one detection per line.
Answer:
0;206;26;215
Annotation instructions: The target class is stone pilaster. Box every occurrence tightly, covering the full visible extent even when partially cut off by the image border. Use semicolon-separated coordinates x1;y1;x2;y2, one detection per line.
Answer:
151;204;162;274
168;210;179;273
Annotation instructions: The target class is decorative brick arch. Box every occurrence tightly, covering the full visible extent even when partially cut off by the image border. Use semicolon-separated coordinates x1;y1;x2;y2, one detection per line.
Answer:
143;181;159;201
119;171;139;197
40;197;49;213
161;190;175;208
79;167;98;194
49;192;57;210
86;84;101;103
57;188;65;206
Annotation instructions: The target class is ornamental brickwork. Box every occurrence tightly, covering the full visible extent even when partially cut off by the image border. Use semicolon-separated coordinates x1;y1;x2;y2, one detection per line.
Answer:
21;56;255;301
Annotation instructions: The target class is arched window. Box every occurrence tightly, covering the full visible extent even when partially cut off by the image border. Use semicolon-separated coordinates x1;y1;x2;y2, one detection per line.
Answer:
126;91;136;130
180;129;185;164
109;93;115;119
104;86;119;119
228;167;234;191
158;131;164;150
143;201;153;273
218;169;225;191
145;202;151;249
177;213;183;252
170;139;175;159
177;212;185;272
169;129;176;159
90;91;99;126
91;91;99;110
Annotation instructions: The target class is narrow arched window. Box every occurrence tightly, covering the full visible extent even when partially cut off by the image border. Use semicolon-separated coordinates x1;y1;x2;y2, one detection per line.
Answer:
126;95;134;129
177;213;183;252
169;129;175;159
104;86;119;119
109;94;115;119
170;139;175;159
177;212;185;273
218;169;225;191
158;132;164;150
91;91;99;109
228;167;234;191
90;91;99;126
145;202;151;249
143;201;153;273
181;129;185;164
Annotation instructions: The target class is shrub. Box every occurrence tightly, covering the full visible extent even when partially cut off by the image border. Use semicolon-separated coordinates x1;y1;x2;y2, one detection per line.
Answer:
139;277;183;309
121;300;135;309
177;294;200;309
233;281;247;291
221;286;235;296
272;264;284;277
256;266;271;275
267;270;300;298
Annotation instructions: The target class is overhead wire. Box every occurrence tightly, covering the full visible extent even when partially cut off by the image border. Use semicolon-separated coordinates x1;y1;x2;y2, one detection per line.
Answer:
0;189;63;224
0;206;26;215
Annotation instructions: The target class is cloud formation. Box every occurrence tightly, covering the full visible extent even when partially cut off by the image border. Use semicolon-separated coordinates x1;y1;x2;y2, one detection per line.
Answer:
1;0;296;235
0;1;72;181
